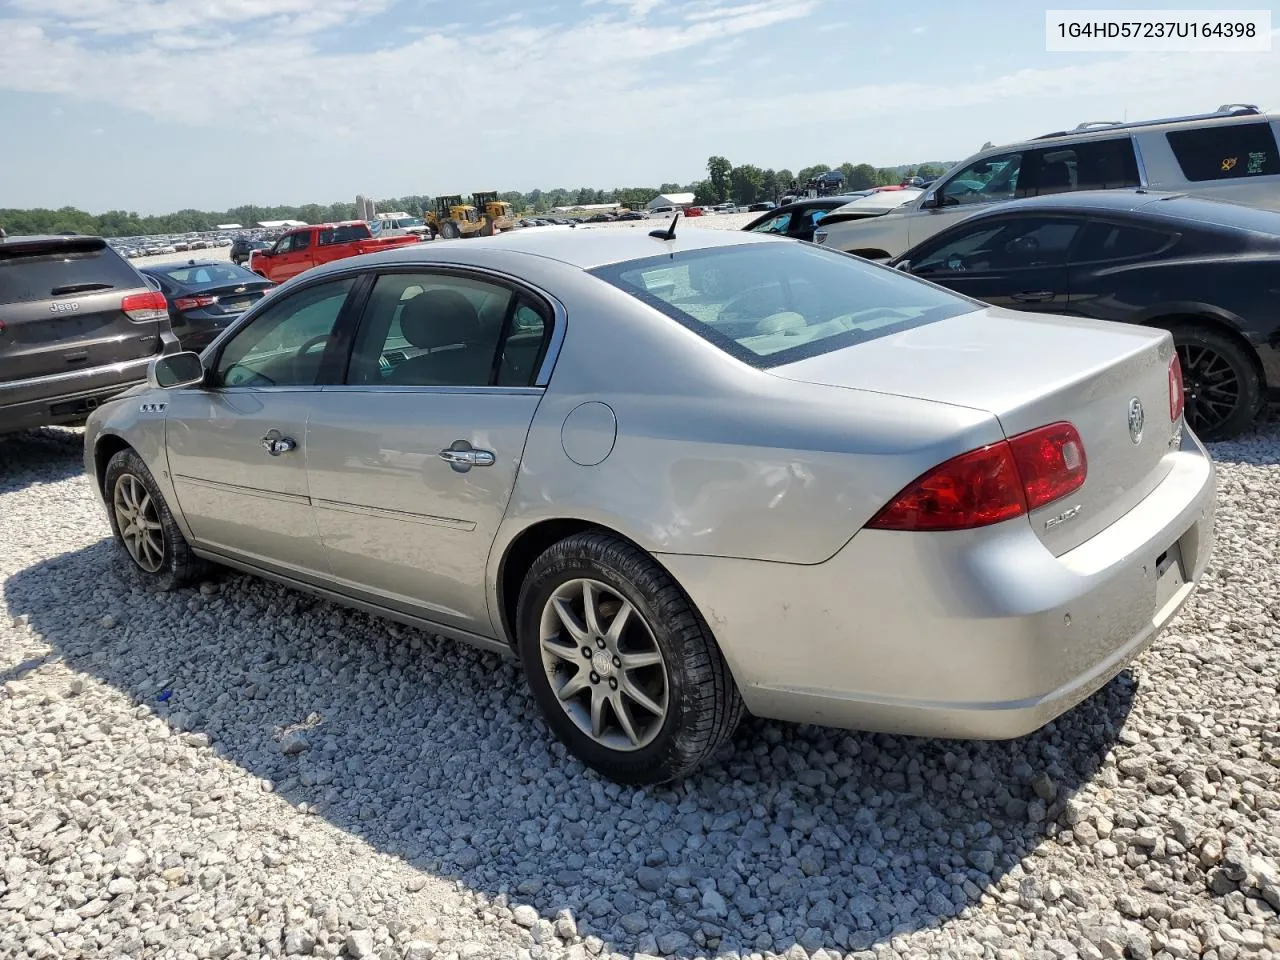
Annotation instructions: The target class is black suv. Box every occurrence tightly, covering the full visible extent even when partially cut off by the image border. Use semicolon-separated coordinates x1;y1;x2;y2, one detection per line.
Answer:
230;236;269;265
1;234;180;434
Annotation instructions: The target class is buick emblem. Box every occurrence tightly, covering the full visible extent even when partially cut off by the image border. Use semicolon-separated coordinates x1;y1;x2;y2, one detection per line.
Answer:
1127;397;1145;445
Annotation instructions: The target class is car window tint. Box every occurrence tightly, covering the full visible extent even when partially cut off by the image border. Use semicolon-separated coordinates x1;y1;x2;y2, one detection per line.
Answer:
497;301;551;386
1024;138;1140;195
0;239;141;305
750;212;792;234
319;225;368;245
591;242;972;368
291;231;312;251
1071;221;1174;262
274;235;294;254
156;263;255;286
913;218;1081;274
347;273;512;387
1166;122;1280;181
940;153;1023;206
214;277;355;388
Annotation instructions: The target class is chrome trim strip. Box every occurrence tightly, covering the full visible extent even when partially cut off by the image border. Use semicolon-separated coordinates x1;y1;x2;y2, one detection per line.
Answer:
319;385;542;396
173;474;310;507
310;497;475;531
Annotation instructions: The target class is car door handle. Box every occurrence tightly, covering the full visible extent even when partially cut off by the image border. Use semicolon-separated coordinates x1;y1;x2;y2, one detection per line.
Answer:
439;443;496;470
261;429;296;456
1011;290;1056;303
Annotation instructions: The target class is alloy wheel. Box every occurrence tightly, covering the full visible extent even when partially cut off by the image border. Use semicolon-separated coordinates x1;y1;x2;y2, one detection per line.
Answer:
1177;342;1241;436
538;578;670;752
113;473;165;573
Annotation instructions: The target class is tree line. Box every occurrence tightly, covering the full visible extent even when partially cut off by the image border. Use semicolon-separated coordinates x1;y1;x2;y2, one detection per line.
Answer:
0;158;953;238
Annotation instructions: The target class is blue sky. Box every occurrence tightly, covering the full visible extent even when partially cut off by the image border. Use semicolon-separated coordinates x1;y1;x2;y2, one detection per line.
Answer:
0;0;1276;214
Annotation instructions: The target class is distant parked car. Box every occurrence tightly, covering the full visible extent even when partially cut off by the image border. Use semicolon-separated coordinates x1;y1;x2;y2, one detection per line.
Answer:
616;211;647;221
230;237;270;266
0;234;179;434
747;201;776;212
684;206;705;217
891;189;1280;439
741;195;872;243
140;259;275;352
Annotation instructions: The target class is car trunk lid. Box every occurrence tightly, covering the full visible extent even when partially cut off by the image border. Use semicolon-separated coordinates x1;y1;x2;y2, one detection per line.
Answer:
0;236;165;381
771;307;1179;555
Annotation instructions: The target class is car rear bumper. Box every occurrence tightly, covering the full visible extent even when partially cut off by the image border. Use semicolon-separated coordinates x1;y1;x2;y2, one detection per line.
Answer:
659;428;1217;739
0;338;176;433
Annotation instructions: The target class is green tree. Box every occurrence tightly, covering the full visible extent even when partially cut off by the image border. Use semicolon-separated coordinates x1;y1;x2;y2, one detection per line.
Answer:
760;169;779;202
846;163;878;190
706;156;732;203
693;180;719;205
729;164;765;205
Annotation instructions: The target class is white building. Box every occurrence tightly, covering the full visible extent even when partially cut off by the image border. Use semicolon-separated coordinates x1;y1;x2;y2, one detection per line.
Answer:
646;192;695;211
257;219;308;229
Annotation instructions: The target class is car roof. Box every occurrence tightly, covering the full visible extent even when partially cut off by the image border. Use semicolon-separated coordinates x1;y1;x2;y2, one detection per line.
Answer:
924;188;1280;236
345;224;785;272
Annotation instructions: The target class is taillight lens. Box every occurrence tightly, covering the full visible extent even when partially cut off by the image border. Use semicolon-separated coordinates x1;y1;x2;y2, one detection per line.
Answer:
1168;352;1184;422
121;291;168;322
868;422;1087;532
173;295;216;311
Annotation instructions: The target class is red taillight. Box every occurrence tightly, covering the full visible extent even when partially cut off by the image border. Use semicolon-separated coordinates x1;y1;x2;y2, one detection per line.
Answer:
1007;422;1087;511
1168;352;1184;422
121;290;168;322
868;422;1087;532
173;295;216;311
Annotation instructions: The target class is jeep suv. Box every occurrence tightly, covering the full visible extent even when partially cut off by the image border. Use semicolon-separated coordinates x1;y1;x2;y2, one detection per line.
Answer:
1;234;179;434
817;103;1280;258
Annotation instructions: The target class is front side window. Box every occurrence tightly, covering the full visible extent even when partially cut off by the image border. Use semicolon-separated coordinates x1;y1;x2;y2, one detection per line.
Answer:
939;153;1023;206
749;212;792;235
591;242;973;368
213;277;355;387
347;272;550;387
1166;122;1280;181
912;217;1082;275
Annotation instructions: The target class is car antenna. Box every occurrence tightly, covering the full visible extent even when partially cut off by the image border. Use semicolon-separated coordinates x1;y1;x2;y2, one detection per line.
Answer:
649;212;680;241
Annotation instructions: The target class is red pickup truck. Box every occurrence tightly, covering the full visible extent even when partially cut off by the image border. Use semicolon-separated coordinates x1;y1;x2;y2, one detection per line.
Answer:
247;221;422;283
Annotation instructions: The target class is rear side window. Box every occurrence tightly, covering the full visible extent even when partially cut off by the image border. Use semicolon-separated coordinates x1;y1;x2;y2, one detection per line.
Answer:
1166;122;1280;181
319;225;369;245
0;239;142;305
591;242;972;368
1071;222;1175;263
1023;138;1140;195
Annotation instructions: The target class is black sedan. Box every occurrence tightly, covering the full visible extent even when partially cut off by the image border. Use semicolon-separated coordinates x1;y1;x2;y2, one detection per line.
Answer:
140;260;275;351
230;236;269;265
891;189;1280;440
742;194;872;243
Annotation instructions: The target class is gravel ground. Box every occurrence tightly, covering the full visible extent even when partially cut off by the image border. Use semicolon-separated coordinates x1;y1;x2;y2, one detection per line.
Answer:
2;416;1278;959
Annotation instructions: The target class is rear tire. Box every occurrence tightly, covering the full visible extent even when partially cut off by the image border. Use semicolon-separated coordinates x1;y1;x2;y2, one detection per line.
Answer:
1166;324;1262;441
104;448;206;591
516;532;744;784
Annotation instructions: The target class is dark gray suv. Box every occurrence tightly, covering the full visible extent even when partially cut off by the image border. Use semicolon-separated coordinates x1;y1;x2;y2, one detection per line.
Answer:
1;234;180;434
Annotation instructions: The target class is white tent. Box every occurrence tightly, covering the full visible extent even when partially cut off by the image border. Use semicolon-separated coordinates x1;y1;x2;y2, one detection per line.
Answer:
646;193;695;211
257;219;307;228
216;223;243;230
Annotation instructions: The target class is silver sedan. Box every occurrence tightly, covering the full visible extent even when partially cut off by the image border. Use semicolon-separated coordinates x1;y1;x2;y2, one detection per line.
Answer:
83;226;1216;784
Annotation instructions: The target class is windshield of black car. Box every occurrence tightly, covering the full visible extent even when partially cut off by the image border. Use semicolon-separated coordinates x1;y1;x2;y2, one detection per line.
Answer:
151;263;261;288
590;242;973;368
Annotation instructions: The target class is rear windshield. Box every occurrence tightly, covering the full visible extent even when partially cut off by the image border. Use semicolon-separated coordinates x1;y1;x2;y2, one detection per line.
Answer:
319;225;369;245
0;239;141;305
589;242;974;368
151;262;261;288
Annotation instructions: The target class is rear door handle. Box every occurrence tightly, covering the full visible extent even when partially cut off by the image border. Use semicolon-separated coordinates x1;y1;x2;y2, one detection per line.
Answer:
261;429;296;456
439;441;496;472
1011;290;1055;303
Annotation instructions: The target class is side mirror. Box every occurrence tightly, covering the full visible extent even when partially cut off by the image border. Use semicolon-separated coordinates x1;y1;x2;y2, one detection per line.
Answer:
148;351;205;390
922;191;940;210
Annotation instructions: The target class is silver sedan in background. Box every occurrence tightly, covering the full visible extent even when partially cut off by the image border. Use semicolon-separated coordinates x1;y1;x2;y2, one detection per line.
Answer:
83;227;1216;784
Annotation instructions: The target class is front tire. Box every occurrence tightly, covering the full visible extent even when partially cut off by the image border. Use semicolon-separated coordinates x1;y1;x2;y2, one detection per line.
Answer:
516;532;744;784
104;448;205;591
